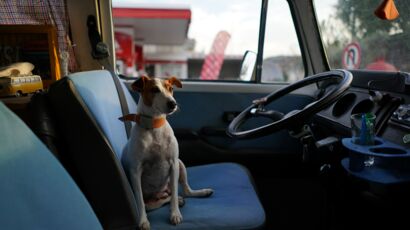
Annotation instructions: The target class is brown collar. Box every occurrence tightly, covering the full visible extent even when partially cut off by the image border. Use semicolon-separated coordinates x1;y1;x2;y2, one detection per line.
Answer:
119;114;166;129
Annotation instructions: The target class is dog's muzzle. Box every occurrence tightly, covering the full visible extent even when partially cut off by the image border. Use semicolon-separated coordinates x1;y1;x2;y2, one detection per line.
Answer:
167;100;177;112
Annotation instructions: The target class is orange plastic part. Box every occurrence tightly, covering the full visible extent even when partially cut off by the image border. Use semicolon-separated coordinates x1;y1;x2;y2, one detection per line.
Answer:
374;0;399;20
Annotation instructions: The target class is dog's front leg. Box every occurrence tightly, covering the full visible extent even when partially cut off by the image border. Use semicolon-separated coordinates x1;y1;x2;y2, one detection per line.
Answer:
130;165;150;230
170;158;183;225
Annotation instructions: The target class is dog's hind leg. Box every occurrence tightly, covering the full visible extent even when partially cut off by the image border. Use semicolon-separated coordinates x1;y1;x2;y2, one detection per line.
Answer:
178;160;214;197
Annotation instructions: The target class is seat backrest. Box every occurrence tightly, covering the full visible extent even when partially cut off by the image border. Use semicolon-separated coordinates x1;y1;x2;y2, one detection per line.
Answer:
0;102;102;230
47;70;138;230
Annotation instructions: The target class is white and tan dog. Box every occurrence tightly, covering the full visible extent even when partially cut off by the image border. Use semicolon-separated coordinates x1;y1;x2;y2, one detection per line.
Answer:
120;76;213;230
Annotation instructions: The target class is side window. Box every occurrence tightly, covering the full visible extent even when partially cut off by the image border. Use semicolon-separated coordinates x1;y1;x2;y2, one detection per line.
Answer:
261;1;304;83
112;1;261;81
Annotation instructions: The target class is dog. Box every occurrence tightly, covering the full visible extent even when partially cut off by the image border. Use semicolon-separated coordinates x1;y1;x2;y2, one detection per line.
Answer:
120;76;214;230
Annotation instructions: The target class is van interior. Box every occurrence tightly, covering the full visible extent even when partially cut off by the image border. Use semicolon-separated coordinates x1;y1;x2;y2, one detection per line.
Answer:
0;0;410;229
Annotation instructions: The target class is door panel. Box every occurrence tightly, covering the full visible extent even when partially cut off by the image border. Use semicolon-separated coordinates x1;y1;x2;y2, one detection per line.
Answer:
127;81;314;165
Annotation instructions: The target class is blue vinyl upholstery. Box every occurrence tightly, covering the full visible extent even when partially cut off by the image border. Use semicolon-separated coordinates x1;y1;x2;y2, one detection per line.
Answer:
63;70;265;229
0;102;102;230
69;70;137;159
149;163;265;230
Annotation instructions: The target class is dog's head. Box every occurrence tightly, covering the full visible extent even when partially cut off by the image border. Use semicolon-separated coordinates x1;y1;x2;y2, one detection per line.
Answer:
132;76;182;115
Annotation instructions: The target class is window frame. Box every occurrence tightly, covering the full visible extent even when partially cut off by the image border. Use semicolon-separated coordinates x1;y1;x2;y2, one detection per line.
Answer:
289;0;330;75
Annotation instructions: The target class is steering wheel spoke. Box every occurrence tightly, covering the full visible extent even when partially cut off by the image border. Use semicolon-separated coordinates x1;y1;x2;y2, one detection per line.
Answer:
250;108;284;121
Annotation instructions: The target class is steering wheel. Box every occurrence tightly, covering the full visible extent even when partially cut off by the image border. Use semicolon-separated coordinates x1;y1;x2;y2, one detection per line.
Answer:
227;70;353;139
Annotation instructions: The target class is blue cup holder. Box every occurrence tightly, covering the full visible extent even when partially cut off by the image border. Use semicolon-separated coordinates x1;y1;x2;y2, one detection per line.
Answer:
369;147;407;155
372;139;383;146
342;137;410;184
349;139;383;145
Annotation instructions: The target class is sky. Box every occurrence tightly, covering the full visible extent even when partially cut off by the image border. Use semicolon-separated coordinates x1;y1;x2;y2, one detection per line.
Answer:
112;0;337;57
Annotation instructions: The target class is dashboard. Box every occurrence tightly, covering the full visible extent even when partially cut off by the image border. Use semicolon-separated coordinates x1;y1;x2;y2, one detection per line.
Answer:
316;70;410;149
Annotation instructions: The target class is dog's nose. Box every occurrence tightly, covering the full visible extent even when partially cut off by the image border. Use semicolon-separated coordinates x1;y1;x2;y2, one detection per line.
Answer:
167;100;177;110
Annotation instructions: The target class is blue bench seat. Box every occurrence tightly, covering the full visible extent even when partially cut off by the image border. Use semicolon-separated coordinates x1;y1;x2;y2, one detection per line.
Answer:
45;70;265;229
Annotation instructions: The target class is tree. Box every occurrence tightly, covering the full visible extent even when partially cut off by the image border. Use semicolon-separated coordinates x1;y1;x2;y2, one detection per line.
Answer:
336;0;410;42
322;0;410;70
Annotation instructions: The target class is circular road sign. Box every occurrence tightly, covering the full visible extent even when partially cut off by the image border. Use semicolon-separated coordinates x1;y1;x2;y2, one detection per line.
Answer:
342;42;361;69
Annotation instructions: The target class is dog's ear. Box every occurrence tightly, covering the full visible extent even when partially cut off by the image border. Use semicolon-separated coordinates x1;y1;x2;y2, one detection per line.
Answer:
167;76;182;88
131;76;149;92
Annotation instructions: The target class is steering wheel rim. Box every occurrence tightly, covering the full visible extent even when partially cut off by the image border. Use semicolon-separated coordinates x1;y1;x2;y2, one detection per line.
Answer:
227;69;353;139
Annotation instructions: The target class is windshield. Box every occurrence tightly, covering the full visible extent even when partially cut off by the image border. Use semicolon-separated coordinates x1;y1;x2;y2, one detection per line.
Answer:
111;0;303;83
315;0;410;73
112;0;261;80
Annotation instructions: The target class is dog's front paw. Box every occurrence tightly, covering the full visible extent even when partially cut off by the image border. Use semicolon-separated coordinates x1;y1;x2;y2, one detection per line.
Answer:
170;210;183;225
139;218;150;230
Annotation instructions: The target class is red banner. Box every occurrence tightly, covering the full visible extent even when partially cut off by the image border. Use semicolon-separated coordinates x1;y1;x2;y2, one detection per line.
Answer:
200;31;231;80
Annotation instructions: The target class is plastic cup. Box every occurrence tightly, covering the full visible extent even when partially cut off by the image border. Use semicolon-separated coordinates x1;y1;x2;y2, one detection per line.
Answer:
350;113;376;145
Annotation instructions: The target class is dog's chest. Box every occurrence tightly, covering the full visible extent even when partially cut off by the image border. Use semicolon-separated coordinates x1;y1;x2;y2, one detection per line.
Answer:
138;128;177;195
139;127;177;160
141;150;171;190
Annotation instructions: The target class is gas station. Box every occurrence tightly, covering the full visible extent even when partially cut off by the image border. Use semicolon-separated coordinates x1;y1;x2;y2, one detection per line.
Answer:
113;4;192;78
112;3;242;80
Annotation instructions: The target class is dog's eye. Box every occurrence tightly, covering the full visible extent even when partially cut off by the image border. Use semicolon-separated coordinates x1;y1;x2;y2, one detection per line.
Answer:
169;87;173;92
151;87;160;93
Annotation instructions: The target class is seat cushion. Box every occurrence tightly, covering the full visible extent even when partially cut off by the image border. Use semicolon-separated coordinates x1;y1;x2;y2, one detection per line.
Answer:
148;163;265;229
0;102;102;230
